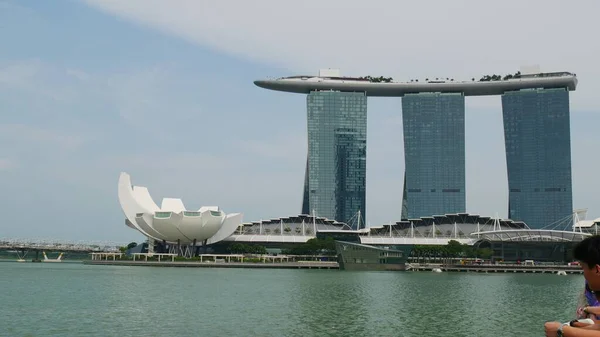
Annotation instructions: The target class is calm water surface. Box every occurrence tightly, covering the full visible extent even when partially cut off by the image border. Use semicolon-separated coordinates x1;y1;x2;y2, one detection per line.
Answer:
0;262;583;336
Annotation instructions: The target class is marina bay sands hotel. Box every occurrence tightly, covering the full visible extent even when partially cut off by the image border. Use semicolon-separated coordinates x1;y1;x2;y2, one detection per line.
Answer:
254;68;577;230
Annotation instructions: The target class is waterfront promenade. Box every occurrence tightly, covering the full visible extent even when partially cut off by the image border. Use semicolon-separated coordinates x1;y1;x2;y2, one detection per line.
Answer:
83;259;583;274
407;263;583;274
84;260;339;269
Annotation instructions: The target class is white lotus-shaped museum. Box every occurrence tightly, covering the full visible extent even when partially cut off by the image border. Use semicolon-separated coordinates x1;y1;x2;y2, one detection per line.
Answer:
118;172;243;245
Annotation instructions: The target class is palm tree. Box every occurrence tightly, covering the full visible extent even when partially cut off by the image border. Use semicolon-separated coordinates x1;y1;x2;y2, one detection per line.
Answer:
411;246;423;263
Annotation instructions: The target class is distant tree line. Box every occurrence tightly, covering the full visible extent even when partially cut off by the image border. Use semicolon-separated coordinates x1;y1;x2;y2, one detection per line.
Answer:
119;242;138;253
411;240;493;263
282;237;337;256
227;243;267;255
226;238;337;256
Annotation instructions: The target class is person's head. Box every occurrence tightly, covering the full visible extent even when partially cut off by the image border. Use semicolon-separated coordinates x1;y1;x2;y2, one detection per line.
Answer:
574;236;600;291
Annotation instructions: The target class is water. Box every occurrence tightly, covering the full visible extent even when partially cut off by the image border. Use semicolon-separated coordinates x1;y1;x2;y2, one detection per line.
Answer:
0;262;583;336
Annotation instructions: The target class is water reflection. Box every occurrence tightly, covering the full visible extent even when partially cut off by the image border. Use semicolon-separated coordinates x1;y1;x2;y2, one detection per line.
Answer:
290;270;370;336
0;263;586;337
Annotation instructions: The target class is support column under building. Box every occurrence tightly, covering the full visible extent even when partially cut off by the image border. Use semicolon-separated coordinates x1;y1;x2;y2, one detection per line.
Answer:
302;91;367;228
501;88;573;229
401;92;466;219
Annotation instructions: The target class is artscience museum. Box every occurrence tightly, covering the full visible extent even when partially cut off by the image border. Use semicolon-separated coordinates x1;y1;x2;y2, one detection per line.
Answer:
118;172;243;250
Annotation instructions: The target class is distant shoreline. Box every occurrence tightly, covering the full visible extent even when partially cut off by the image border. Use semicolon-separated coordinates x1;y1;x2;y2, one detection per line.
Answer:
407;263;583;274
83;260;584;274
2;259;584;275
0;258;82;264
84;260;339;269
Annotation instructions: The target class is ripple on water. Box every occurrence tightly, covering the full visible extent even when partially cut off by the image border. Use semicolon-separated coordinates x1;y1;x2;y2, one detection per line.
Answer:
0;263;584;337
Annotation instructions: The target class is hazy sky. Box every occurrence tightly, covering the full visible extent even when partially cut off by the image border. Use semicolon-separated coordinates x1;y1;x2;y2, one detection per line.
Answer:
1;0;599;243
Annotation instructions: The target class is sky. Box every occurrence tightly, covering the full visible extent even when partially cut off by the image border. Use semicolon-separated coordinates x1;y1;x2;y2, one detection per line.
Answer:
1;0;599;243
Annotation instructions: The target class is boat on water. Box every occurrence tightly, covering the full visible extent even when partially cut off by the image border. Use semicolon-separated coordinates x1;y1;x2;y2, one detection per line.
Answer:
335;241;412;271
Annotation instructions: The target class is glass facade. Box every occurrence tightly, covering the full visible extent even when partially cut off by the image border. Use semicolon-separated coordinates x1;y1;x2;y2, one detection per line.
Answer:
401;92;466;219
485;241;573;263
154;212;172;218
302;91;367;228
501;88;572;229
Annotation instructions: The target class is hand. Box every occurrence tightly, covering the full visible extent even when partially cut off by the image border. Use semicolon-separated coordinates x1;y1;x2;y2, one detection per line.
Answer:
584;306;600;316
545;321;562;337
572;321;591;328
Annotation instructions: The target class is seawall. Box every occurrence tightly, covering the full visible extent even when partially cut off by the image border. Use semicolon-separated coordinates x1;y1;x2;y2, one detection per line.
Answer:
84;260;339;269
408;263;582;274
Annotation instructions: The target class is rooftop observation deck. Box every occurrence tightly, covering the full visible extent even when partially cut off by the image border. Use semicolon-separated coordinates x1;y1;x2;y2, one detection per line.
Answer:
254;71;578;97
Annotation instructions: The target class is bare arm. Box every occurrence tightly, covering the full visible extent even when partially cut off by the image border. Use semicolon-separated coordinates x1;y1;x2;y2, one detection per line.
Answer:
546;321;600;337
564;324;600;337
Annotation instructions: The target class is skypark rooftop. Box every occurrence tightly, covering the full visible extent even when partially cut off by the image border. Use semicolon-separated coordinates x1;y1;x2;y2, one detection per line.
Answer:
254;70;577;97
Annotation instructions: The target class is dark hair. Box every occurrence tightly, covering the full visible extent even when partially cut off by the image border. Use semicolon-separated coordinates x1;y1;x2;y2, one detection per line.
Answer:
574;236;600;268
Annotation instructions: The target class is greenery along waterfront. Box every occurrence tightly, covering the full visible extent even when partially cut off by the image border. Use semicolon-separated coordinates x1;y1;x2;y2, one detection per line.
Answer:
228;238;337;256
112;238;338;261
115;238;488;262
410;240;493;262
226;239;487;259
